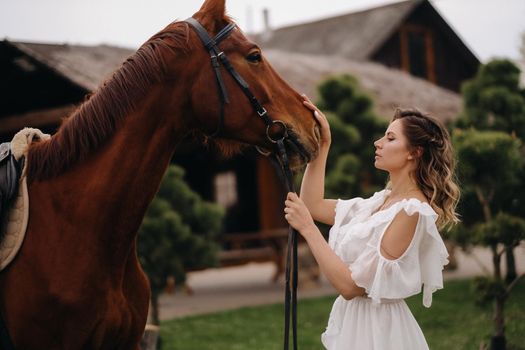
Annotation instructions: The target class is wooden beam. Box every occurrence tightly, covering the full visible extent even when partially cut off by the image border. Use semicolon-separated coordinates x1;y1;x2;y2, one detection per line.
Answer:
0;105;75;133
399;23;436;83
399;27;410;73
426;29;437;84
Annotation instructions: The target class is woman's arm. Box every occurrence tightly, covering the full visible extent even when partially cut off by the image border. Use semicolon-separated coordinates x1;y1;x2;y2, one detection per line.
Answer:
300;95;337;225
284;193;366;300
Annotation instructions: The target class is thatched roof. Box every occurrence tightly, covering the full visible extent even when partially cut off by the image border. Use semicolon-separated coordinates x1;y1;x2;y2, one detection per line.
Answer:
8;41;134;91
3;40;461;122
264;49;461;121
253;0;479;73
254;0;421;60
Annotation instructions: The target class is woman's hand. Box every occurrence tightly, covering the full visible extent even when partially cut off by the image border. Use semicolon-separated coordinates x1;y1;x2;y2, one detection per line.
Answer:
284;192;317;238
302;94;331;148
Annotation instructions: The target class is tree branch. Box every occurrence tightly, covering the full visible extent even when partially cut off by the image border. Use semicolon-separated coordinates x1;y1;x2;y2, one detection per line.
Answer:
475;186;492;221
505;273;525;298
475;186;486;206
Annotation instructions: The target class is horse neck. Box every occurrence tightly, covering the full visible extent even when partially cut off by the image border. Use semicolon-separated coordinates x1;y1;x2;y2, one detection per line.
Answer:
33;85;188;261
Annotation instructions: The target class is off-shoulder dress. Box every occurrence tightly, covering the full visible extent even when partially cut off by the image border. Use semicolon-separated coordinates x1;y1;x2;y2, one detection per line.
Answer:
321;190;449;350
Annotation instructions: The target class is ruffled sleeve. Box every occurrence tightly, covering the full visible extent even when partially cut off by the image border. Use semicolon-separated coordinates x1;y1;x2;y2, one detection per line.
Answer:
419;213;450;307
349;199;449;307
328;197;363;249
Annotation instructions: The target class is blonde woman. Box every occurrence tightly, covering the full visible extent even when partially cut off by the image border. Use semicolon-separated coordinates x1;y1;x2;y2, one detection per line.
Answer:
284;95;460;350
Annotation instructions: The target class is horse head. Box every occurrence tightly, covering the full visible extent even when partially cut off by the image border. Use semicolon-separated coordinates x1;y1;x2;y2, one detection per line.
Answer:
156;0;321;167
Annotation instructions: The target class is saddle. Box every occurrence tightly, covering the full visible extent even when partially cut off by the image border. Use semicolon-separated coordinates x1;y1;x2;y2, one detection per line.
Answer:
0;128;49;271
0;143;22;237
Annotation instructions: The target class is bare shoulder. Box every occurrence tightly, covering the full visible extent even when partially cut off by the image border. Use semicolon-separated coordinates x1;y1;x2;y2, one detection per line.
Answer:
380;210;420;260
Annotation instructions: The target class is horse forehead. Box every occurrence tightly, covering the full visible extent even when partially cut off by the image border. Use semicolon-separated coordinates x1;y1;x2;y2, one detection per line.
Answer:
222;30;254;51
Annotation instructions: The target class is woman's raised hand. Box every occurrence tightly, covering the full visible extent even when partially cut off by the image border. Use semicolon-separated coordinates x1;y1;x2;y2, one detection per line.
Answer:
302;94;331;148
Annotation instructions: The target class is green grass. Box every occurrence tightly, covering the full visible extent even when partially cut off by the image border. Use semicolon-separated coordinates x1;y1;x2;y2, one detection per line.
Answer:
160;278;525;349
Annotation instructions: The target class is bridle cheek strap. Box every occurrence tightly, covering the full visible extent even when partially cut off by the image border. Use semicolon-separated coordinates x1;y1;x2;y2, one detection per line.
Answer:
185;17;234;137
185;17;280;140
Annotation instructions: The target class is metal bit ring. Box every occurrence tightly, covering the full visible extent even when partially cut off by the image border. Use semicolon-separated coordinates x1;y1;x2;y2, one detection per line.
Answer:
266;120;288;143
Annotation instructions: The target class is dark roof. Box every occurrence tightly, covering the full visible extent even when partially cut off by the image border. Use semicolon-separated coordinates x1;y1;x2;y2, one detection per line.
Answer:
253;0;421;60
7;41;134;91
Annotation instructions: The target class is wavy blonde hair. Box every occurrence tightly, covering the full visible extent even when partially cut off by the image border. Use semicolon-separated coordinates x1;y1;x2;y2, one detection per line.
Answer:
390;108;460;229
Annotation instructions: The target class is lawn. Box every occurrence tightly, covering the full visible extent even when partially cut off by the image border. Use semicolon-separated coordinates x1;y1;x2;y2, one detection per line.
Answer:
160;278;525;349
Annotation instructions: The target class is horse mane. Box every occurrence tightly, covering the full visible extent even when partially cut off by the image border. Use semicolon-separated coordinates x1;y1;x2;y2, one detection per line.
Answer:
26;21;192;182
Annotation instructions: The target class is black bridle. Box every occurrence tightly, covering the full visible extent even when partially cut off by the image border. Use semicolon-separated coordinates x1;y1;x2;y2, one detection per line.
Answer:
185;17;288;142
184;17;299;350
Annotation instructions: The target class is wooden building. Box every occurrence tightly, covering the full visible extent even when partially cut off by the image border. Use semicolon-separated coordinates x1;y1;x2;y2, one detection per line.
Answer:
254;0;480;92
0;41;130;140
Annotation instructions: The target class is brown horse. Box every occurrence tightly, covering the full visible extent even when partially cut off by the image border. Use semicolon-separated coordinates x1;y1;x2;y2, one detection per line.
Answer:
0;0;320;349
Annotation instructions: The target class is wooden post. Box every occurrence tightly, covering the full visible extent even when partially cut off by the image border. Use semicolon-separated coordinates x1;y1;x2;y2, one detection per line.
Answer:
140;324;160;350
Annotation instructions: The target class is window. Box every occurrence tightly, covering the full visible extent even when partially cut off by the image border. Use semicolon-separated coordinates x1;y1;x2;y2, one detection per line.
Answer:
407;31;427;78
214;171;238;208
400;24;436;83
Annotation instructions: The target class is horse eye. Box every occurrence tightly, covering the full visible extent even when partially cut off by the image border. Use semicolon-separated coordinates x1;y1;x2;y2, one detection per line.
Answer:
247;52;262;63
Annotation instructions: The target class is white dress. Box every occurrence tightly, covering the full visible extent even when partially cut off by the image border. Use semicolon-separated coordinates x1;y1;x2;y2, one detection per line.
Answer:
321;189;449;350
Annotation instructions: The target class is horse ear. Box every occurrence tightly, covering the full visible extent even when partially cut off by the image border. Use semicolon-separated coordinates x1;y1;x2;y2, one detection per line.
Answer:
198;0;226;22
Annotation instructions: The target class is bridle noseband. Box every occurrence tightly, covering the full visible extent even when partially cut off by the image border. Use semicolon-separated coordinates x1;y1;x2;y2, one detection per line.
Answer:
185;17;299;350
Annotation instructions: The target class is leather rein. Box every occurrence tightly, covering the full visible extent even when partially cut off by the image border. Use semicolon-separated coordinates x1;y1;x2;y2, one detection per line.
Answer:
184;17;300;350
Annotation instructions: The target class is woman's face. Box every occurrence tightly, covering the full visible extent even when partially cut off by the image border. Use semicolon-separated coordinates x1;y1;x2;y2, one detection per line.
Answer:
373;119;415;172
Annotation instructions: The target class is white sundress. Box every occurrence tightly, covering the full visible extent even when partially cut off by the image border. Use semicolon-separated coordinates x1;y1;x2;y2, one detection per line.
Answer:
321;189;449;350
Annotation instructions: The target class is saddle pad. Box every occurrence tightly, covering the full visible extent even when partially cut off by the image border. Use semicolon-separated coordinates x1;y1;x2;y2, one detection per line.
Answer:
0;174;28;270
0;128;50;271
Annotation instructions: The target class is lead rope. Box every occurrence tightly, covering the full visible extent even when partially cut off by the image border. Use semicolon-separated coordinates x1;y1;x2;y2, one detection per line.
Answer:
276;139;299;350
